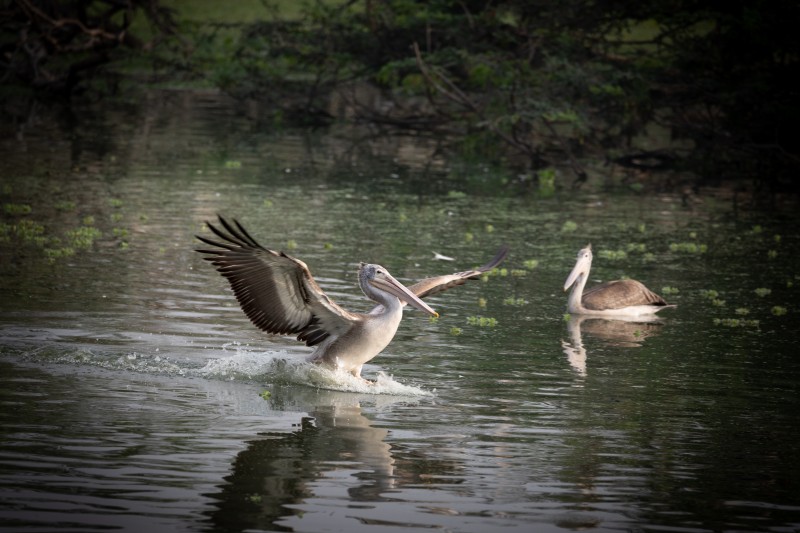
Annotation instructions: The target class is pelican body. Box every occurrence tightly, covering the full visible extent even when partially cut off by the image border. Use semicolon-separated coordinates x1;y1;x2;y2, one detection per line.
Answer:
564;244;674;317
196;216;507;378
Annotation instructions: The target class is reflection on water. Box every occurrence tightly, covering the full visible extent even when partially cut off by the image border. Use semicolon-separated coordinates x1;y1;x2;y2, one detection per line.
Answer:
562;315;665;375
2;91;800;533
208;388;404;531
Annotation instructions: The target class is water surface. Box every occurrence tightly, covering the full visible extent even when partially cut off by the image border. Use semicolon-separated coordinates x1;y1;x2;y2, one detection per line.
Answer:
1;91;799;533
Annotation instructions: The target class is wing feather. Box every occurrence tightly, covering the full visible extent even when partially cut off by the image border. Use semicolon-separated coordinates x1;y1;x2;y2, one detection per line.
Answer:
196;216;357;346
408;245;509;299
582;280;668;311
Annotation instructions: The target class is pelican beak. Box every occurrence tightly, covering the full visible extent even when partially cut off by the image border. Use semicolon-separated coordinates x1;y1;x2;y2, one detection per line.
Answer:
564;245;592;291
564;264;581;291
371;275;439;317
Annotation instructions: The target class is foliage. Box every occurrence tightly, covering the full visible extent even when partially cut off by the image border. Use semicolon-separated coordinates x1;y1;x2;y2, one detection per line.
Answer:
1;0;178;94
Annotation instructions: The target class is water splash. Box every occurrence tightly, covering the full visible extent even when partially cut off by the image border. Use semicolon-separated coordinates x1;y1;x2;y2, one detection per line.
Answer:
195;348;434;397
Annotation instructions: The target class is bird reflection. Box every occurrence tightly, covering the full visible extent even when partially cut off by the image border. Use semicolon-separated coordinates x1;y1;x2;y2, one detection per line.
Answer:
562;315;665;375
204;387;462;532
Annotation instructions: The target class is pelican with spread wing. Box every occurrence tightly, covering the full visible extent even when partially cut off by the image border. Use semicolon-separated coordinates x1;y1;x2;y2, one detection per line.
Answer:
196;217;507;378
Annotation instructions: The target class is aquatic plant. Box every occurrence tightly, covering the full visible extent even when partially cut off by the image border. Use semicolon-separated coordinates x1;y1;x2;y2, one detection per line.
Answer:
109;198;124;208
485;224;495;233
523;259;539;269
450;327;463;336
767;250;777;259
477;297;487;308
286;239;298;250
661;286;679;295
3;203;31;215
735;308;750;315
510;269;528;277
561;220;578;233
259;390;271;400
598;249;627;261
111;213;123;223
224;160;242;169
669;242;708;253
69;226;102;249
464;232;474;242
447;190;467;199
467;315;498;327
771;306;787;316
754;288;772;297
55;201;77;212
711;298;726;307
503;297;526;306
700;289;719;299
627;243;646;253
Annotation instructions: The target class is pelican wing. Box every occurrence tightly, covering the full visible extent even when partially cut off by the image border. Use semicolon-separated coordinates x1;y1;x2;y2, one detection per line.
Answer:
196;216;357;347
581;279;668;311
407;245;509;300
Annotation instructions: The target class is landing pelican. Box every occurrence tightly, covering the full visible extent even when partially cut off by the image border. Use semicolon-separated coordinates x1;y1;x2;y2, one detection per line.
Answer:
196;216;508;378
564;244;674;317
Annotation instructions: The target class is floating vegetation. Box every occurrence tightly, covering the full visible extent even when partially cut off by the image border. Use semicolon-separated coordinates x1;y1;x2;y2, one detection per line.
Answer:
44;247;75;262
637;223;646;233
110;212;123;223
323;242;334;250
712;298;726;307
563;313;571;322
510;269;528;277
3;203;31;215
670;242;708;253
523;259;539;269
467;315;498;327
700;289;719;299
111;228;129;240
750;225;763;234
109;198;124;208
259;390;271;400
69;226;102;249
772;306;787;316
735;307;750;315
537;168;556;196
773;234;782;243
263;199;274;208
503;297;526;306
643;252;656;262
713;318;760;328
768;250;777;259
627;243;646;253
485;224;495;233
561;220;578;233
661;286;680;295
464;232;474;242
449;327;463;336
477;297;487;308
286;239;297;250
447;190;467;199
54;200;77;212
754;288;772;298
224;160;242;169
598;249;627;261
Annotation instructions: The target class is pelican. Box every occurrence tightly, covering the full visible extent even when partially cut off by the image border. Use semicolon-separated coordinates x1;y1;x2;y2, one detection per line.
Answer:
564;244;674;317
196;216;508;379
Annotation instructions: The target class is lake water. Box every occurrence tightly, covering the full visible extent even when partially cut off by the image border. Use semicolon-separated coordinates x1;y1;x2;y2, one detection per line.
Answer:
1;90;799;533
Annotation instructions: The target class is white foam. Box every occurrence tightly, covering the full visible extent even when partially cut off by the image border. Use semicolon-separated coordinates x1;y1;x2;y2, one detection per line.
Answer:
194;348;433;397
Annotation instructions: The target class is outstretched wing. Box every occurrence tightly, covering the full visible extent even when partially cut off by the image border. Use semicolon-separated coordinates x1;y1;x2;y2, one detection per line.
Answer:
407;245;509;300
195;216;358;347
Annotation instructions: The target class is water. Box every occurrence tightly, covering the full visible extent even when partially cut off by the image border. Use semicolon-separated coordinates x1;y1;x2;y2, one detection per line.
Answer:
1;90;799;532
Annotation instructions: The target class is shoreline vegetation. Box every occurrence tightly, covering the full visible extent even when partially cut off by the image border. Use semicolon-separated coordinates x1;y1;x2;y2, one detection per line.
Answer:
2;1;798;198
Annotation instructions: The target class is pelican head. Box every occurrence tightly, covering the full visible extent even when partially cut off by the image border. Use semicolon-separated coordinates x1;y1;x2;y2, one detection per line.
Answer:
564;244;592;292
359;263;439;317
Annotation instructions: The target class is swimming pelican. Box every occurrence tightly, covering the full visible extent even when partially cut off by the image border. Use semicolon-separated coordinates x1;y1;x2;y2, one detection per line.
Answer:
564;244;674;317
196;216;508;378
